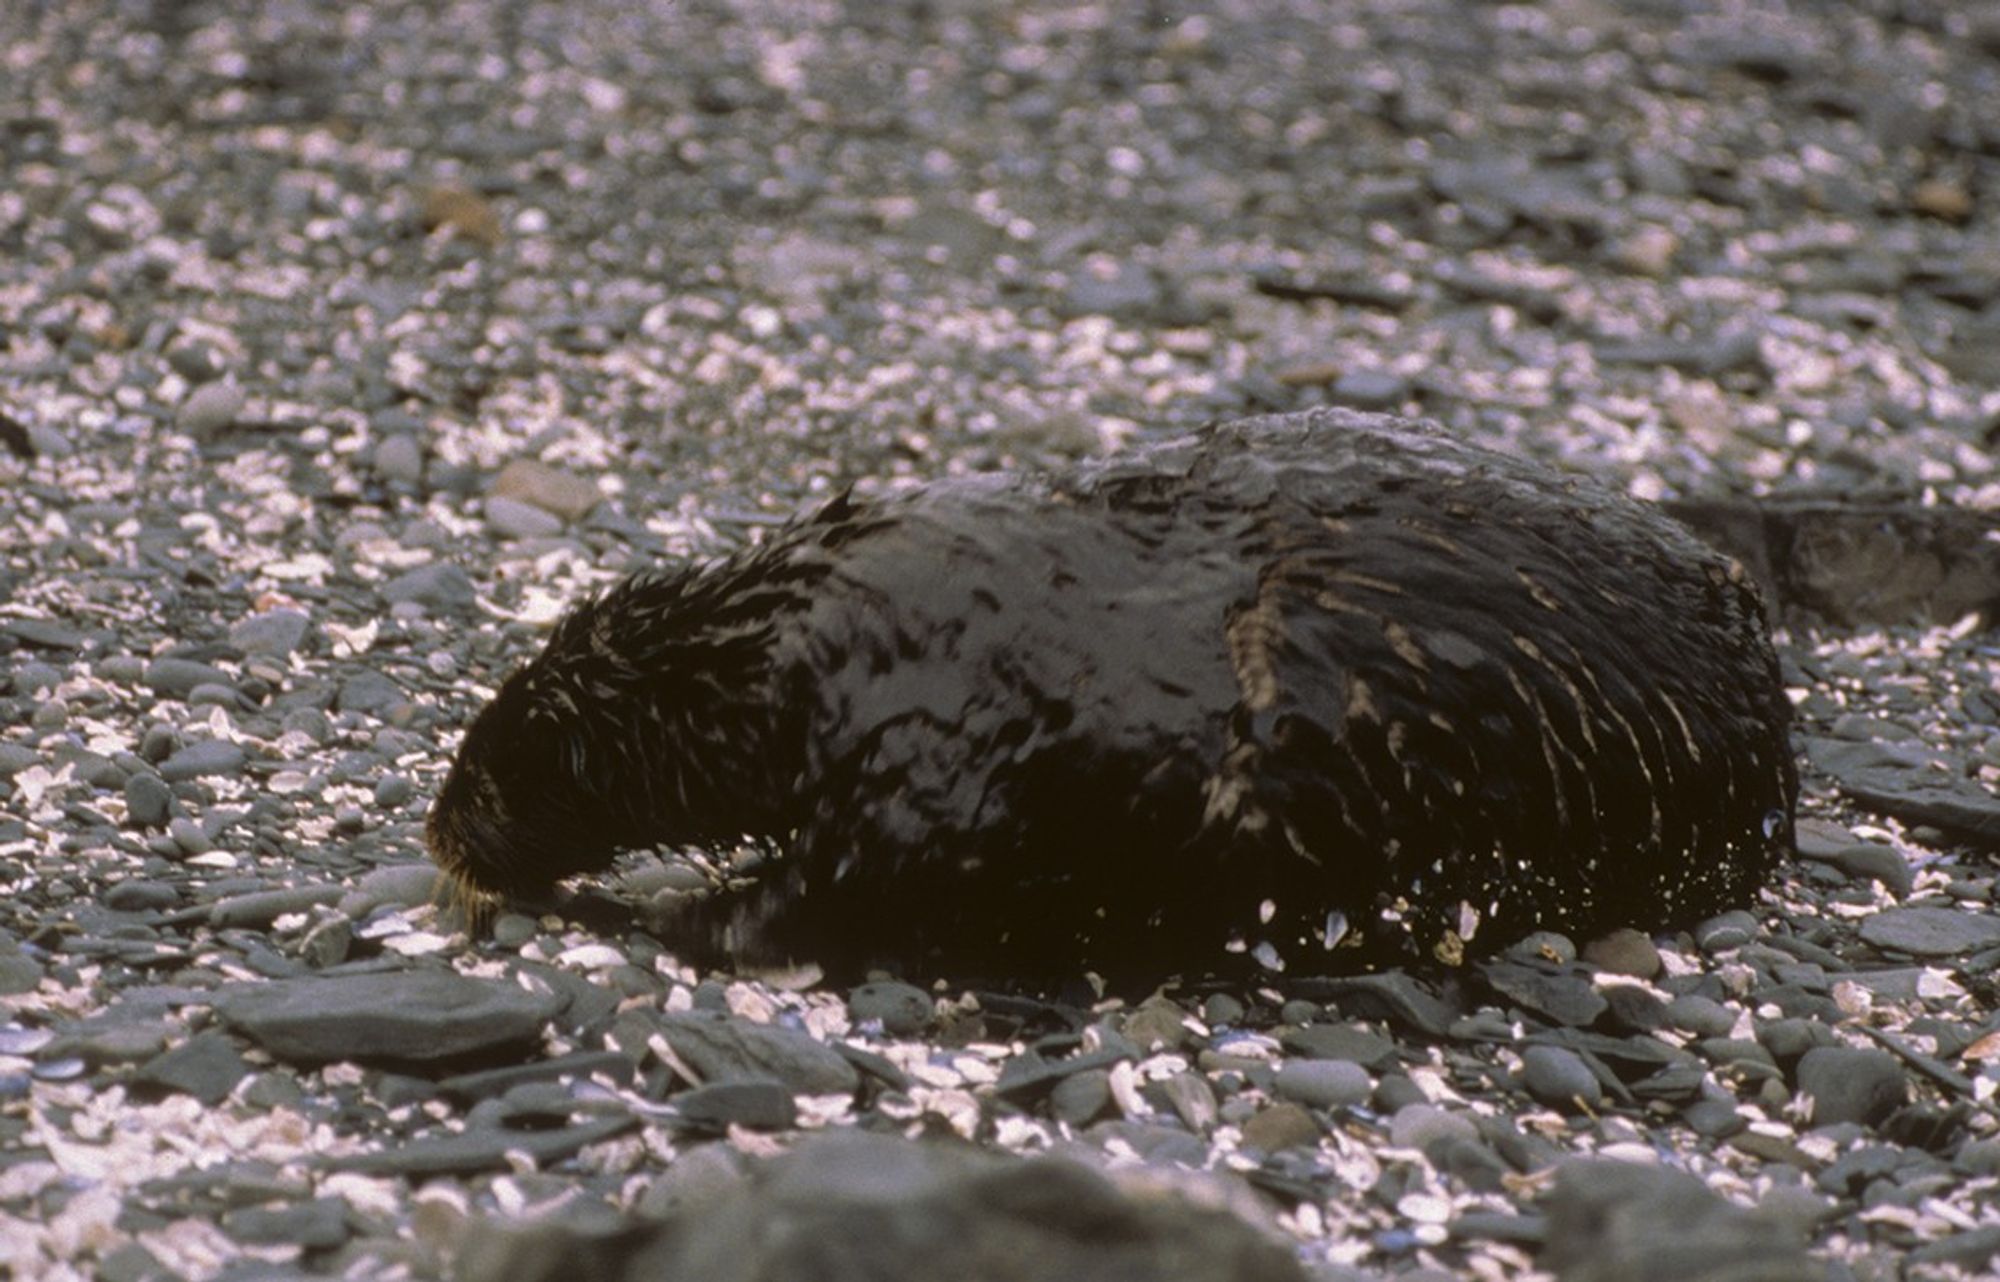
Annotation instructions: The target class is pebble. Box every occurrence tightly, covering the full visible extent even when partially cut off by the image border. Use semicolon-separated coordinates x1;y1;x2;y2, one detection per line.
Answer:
229;609;312;657
209;884;345;928
847;981;933;1036
123;773;173;828
1795;1046;1907;1128
653;1011;859;1095
379;563;479;611
1239;1101;1322;1153
1543;1160;1818;1282
1274;1059;1374;1109
143;657;233;699
177;381;245;439
485;494;565;539
491;458;602;521
1520;1045;1603;1112
133;1030;251;1105
1580;928;1661;979
1389;1103;1480;1152
374;435;426;485
1694;911;1760;953
104;880;179;912
1049;1069;1113;1126
158;739;247;782
673;1079;798;1132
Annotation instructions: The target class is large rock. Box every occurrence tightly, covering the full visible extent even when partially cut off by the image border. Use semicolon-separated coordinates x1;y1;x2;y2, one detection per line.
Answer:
1543;1159;1819;1282
453;1131;1307;1282
212;970;564;1065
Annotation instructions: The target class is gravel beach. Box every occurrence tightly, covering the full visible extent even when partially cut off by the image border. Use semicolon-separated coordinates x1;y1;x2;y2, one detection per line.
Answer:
3;1;2000;1279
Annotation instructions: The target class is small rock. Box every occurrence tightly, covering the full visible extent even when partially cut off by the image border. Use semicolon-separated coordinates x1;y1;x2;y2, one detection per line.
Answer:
123;773;173;828
420;184;503;247
374;435;425;485
221;1197;352;1251
379;563;478;612
1665;995;1737;1039
133;1031;251;1105
1049;1069;1113;1126
1389;1103;1480;1151
1911;179;1973;222
847;981;933;1037
1581;928;1660;979
1239;1101;1321;1153
229;610;311;657
1479;961;1608;1027
143;657;232;699
491;458;602;521
673;1079;798;1132
485;494;565;539
1543;1159;1818;1282
1694;911;1760;953
210;884;345;928
1796;1046;1906;1128
1521;1045;1603;1112
105;879;179;912
177;381;245;440
1274;1059;1374;1110
158;740;247;782
1332;369;1410;410
654;1012;859;1095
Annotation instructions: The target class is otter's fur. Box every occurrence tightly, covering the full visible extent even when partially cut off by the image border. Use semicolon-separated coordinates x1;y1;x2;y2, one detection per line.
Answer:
427;409;1796;980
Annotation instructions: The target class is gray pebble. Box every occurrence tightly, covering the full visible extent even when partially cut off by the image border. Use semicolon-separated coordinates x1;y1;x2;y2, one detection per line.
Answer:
208;884;344;928
1332;368;1410;409
144;657;232;700
380;563;478;611
1050;1068;1113;1126
177;381;245;439
374;434;426;484
486;494;565;539
159;740;247;782
0;743;39;777
1275;1059;1374;1109
1695;910;1760;953
229;609;311;657
673;1079;797;1132
105;880;179;912
847;981;933;1036
1796;1046;1906;1128
1389;1102;1479;1151
138;723;178;762
1521;1045;1603;1111
337;671;405;715
491;913;539;948
124;773;173;828
168;817;211;856
374;773;416;809
1666;995;1738;1039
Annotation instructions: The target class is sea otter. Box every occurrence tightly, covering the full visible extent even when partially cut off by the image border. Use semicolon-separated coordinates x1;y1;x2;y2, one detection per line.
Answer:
426;408;1797;981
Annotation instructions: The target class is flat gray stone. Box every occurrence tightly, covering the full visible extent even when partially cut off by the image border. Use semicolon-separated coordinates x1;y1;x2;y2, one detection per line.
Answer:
158;739;246;782
213;970;565;1065
1796;1046;1906;1128
1859;906;2000;957
379;563;478;611
654;1012;858;1095
1545;1160;1819;1282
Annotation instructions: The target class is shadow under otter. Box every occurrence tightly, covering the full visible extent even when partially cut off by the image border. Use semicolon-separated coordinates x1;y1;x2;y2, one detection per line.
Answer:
427;408;1797;984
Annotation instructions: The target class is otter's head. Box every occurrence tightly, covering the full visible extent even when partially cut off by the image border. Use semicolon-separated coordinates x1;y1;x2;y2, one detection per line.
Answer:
425;659;633;914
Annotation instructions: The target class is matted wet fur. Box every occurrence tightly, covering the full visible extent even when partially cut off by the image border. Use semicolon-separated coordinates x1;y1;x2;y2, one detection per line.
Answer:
427;408;1797;982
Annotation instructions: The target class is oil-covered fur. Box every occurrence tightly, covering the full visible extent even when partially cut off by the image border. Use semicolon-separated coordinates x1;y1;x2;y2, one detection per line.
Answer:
428;409;1797;981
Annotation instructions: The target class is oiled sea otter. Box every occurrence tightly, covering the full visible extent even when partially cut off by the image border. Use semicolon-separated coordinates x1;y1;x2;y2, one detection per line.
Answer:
427;409;1796;980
